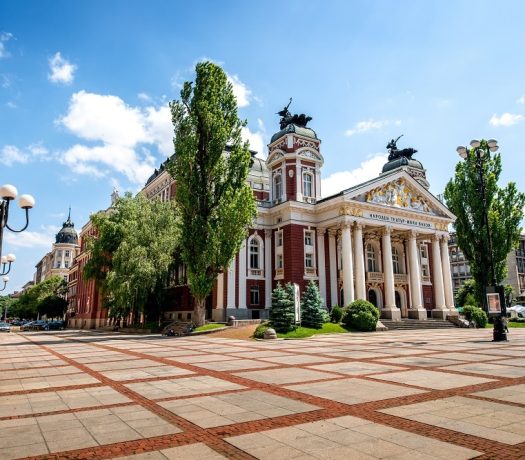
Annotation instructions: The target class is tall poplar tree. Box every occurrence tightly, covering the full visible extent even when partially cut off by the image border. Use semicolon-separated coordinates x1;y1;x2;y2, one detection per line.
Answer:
445;140;525;302
168;61;257;326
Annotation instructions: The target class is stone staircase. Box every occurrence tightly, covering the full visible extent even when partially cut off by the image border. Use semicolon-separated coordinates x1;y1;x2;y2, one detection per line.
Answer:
381;319;458;331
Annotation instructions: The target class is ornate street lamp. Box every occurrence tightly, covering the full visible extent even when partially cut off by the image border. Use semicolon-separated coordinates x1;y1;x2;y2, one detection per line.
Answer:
0;184;35;277
0;276;8;291
456;139;507;341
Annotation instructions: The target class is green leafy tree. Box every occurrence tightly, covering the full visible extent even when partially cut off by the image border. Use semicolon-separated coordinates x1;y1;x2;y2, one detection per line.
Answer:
12;276;67;320
0;295;17;320
38;295;68;319
269;283;295;333
84;194;179;323
445;140;525;304
167;61;257;326
300;280;325;328
455;279;477;307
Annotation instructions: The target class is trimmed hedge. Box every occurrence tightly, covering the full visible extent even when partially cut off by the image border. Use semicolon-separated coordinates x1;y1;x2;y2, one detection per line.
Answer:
463;305;488;328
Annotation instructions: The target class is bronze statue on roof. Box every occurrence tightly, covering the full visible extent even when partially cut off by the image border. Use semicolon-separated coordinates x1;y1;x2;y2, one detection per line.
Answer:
387;135;417;161
277;98;312;129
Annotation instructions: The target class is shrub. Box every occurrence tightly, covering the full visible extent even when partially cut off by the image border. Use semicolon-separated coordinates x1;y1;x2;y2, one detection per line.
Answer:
269;283;296;333
463;305;488;328
330;305;343;323
342;300;379;332
253;322;270;339
300;280;325;328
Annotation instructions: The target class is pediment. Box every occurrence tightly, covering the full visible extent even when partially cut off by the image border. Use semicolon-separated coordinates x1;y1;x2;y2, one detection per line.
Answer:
344;172;454;220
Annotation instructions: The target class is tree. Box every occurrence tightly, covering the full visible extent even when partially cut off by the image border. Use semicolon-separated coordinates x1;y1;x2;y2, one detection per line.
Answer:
300;280;325;328
0;295;17;320
167;61;257;326
84;194;179;323
445;140;525;304
13;276;67;319
269;283;295;333
38;295;68;318
455;279;477;308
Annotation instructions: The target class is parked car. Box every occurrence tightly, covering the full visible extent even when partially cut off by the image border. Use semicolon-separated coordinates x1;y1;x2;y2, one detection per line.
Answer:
20;320;48;331
508;305;525;318
0;322;10;332
47;321;65;330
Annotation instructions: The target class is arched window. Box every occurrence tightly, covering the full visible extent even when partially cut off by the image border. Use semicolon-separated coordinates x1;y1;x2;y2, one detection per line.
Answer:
274;174;282;200
303;172;313;197
249;238;260;269
392;247;400;274
367;243;377;272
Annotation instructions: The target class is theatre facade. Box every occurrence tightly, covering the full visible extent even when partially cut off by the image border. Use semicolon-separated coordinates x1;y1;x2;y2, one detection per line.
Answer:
69;108;458;328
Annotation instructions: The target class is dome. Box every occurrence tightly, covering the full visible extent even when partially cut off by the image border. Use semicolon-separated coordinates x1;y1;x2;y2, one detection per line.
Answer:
270;123;318;144
381;156;430;189
55;212;78;245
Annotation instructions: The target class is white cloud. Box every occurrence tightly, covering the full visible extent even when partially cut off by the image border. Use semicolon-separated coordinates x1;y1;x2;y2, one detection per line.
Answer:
517;95;525;104
0;145;29;166
6;101;16;109
137;92;152;102
0;32;13;59
1;75;10;88
58;91;173;184
4;225;59;249
321;154;388;198
227;73;251;108
48;52;76;84
242;118;266;158
28;142;49;157
489;112;524;127
345;119;400;137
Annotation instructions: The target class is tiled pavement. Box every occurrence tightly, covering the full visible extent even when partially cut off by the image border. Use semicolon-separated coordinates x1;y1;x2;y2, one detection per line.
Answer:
0;329;524;458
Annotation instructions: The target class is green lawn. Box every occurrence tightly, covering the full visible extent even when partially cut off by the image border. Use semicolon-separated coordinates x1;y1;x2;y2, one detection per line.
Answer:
193;323;226;332
485;322;525;328
276;322;353;339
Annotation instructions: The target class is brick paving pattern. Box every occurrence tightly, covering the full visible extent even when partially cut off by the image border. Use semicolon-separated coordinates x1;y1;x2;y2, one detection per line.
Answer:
0;328;523;458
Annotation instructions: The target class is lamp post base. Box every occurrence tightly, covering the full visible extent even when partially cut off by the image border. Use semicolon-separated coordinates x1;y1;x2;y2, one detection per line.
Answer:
493;316;508;342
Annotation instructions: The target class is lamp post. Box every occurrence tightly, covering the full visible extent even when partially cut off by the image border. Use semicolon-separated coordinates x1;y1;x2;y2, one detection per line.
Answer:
0;275;8;291
0;184;35;279
456;139;507;341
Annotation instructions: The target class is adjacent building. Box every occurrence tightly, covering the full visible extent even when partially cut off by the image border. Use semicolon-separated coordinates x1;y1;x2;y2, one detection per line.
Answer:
449;232;525;303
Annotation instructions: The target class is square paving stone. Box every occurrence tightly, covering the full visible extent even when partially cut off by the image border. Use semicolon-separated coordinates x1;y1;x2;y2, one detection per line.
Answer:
113;443;227;459
438;362;525;378
226;415;481;459
159;390;320;428
381;396;525;445
473;383;525;404
308;361;406;376
234;367;337;385
371;369;494;390
286;377;425;405
100;365;194;381
125;375;245;400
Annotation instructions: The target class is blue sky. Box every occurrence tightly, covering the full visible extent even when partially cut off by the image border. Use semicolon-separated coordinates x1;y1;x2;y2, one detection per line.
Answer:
1;0;525;293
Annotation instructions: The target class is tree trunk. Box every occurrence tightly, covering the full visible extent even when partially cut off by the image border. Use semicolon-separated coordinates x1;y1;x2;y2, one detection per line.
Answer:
194;297;206;327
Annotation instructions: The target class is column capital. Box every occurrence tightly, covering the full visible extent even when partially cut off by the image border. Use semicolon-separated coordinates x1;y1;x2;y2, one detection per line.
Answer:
382;226;393;236
341;221;352;230
432;233;441;242
328;228;338;238
354;221;364;231
264;229;272;239
316;227;327;236
409;229;418;239
440;234;450;243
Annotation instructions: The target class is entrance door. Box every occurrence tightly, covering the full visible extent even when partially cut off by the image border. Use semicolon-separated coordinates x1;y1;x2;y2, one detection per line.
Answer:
395;291;402;309
368;289;378;307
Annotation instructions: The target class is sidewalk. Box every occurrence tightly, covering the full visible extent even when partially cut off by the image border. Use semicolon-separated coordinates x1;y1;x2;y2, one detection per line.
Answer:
0;328;524;459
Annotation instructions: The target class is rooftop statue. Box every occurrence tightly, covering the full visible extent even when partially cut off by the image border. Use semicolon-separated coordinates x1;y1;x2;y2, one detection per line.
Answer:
277;98;312;130
387;135;417;161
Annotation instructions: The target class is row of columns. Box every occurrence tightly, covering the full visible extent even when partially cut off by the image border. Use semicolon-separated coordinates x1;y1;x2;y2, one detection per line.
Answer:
325;221;455;319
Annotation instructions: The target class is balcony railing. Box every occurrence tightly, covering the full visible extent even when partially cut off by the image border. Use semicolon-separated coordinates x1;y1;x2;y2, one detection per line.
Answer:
393;273;408;283
275;268;284;276
366;272;384;282
304;267;317;276
422;275;431;283
249;269;263;276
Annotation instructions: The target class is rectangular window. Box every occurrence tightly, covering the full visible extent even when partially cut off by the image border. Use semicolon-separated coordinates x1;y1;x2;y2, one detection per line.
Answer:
65;250;70;258
304;231;313;246
65;261;69;268
276;231;283;247
305;253;313;268
57;250;63;258
277;254;283;269
250;285;260;305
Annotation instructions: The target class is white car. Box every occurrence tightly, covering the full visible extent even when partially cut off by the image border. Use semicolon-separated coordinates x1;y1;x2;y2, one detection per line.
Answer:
0;322;11;332
508;305;525;318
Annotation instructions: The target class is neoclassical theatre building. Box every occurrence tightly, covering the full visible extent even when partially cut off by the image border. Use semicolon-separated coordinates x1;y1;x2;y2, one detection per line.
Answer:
69;108;458;328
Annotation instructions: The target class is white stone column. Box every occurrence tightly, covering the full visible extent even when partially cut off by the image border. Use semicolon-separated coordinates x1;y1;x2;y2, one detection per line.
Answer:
216;273;224;309
353;222;366;300
328;229;338;307
296;163;302;202
226;257;236;308
407;230;425;319
317;228;327;306
238;240;247;309
440;236;456;313
264;230;272;309
431;234;447;317
382;227;400;320
341;222;355;305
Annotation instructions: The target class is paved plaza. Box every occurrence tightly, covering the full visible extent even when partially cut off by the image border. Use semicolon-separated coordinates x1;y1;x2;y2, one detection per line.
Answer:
0;329;524;459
